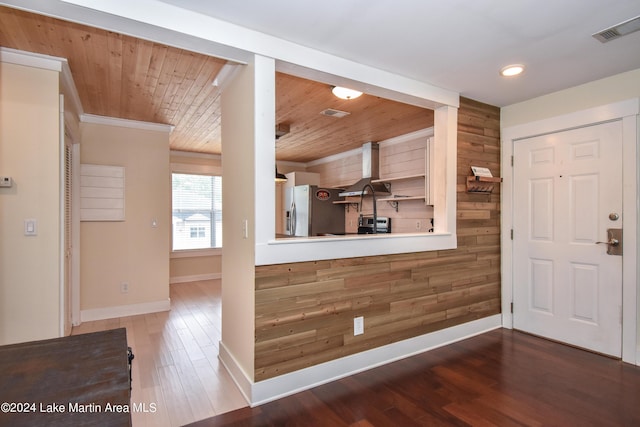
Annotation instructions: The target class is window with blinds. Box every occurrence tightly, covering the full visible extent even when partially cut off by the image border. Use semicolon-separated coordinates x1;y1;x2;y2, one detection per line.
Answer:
172;173;222;250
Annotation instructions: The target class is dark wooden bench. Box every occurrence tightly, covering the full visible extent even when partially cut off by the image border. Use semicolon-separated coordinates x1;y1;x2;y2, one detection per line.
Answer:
0;328;131;426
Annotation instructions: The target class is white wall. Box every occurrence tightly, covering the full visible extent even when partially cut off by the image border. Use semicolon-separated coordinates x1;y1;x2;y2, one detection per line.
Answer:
0;62;61;345
220;57;268;386
79;120;171;320
502;68;640;127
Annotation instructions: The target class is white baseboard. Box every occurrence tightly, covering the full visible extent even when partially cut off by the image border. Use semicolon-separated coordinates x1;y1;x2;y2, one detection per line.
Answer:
80;299;171;323
218;342;252;406
169;273;221;284
220;314;502;406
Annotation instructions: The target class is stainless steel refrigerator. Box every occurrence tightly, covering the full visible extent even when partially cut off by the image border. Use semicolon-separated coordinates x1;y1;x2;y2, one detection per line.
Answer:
286;185;345;236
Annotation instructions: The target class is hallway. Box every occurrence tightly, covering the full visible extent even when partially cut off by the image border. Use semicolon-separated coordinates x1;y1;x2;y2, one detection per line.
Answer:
72;280;247;426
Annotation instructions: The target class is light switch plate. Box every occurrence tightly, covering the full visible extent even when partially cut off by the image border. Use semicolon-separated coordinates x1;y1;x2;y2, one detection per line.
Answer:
24;218;37;236
0;176;12;187
242;219;249;239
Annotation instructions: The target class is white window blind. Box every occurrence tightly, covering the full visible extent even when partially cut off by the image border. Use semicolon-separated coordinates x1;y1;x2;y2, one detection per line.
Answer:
172;173;222;250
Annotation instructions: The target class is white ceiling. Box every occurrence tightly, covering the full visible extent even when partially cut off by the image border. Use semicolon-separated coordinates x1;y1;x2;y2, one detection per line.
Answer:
158;0;640;107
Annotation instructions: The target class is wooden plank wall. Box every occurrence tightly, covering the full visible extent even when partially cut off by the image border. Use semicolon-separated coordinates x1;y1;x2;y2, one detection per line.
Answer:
255;97;500;382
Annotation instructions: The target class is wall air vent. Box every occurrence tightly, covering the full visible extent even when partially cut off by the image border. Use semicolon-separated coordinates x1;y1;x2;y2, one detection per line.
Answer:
593;15;640;43
320;108;350;118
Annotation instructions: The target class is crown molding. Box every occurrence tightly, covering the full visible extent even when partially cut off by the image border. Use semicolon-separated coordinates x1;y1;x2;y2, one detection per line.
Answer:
170;150;221;160
1;47;85;119
60;60;84;117
81;113;175;133
0;46;62;71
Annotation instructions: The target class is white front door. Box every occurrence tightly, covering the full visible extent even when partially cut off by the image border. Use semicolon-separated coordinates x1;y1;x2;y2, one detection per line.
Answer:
513;120;623;357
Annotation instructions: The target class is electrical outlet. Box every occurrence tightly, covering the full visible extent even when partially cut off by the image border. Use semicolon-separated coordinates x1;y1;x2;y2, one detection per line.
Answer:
121;282;129;294
416;220;421;230
354;316;364;336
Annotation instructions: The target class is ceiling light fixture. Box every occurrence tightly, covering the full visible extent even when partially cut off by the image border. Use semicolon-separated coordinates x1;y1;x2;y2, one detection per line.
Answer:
331;86;363;100
500;64;525;77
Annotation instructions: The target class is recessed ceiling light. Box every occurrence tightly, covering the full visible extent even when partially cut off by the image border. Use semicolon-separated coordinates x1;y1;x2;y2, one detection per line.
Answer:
500;64;525;77
331;86;363;100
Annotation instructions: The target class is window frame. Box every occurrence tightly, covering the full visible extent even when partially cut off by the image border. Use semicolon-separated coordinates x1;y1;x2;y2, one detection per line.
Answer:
170;154;223;256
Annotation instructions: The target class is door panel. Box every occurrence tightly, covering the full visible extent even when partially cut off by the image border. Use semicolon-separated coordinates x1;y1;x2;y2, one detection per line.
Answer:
513;121;623;357
571;262;598;323
530;258;553;313
570;175;598;242
530;178;553;240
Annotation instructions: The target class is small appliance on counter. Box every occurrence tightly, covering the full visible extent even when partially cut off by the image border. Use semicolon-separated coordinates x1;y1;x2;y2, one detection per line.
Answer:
358;215;391;234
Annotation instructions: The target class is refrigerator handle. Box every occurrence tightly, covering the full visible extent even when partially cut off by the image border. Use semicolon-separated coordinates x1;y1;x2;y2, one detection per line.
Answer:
290;201;296;236
286;210;291;233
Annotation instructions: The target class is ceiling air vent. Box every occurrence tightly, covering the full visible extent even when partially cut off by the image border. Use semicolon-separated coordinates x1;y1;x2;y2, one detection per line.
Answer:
593;15;640;43
320;108;350;118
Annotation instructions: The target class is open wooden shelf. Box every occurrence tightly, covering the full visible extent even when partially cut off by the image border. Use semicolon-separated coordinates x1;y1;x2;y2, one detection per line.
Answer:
371;173;425;184
466;176;502;193
378;195;425;202
378;195;427;212
333;199;360;212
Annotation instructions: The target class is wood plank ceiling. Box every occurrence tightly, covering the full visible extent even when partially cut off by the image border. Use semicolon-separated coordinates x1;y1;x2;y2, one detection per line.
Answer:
0;6;434;163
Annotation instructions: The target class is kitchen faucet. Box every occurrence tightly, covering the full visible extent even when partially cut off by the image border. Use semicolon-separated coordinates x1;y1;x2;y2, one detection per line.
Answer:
359;183;377;234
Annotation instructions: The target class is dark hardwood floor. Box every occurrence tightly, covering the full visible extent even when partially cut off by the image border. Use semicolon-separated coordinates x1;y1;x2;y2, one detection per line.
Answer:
188;328;640;426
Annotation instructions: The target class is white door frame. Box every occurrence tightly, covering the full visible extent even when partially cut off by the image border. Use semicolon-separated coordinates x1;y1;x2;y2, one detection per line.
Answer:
501;98;640;365
59;116;81;335
59;95;67;336
71;142;81;326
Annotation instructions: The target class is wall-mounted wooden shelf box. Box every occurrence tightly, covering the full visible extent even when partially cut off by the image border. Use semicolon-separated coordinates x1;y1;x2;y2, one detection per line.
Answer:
466;176;502;193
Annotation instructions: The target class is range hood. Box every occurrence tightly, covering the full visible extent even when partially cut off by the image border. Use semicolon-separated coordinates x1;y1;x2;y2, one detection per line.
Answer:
339;142;391;197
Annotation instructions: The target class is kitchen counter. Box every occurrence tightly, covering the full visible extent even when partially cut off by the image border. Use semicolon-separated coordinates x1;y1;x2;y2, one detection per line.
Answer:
261;230;453;265
274;231;424;240
277;232;369;238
